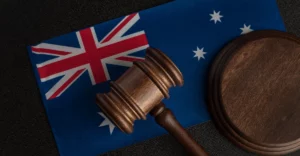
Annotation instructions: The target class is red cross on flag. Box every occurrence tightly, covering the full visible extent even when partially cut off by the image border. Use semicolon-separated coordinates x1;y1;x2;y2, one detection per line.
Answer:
31;13;149;100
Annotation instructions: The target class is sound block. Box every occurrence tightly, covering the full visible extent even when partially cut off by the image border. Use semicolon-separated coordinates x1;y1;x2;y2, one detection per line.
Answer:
208;30;300;155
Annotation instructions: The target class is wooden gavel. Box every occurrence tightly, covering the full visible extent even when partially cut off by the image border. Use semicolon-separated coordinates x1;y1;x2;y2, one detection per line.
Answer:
96;47;208;156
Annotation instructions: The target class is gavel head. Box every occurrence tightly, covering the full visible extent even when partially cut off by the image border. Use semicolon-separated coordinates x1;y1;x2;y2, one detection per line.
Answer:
96;47;183;133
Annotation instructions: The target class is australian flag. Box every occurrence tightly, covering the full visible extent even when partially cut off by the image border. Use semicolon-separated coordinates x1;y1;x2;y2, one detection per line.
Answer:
27;0;285;155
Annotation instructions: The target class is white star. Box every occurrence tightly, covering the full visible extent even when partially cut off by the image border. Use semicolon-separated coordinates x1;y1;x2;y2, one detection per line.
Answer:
210;10;223;24
193;47;206;61
240;24;253;35
98;112;115;135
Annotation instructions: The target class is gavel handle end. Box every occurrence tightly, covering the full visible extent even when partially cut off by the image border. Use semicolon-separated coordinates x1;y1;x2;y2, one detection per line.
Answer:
150;103;209;156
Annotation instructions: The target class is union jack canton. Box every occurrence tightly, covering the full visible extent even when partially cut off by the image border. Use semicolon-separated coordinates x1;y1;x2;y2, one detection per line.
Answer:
31;13;149;100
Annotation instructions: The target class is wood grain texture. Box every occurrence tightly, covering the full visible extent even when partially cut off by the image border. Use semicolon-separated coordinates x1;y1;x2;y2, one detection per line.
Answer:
96;47;184;133
97;47;208;155
208;30;300;155
151;103;208;156
222;37;300;145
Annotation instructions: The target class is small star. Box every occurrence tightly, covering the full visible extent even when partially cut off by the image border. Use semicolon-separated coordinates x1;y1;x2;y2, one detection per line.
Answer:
210;10;223;24
240;24;253;35
98;112;115;135
193;47;206;61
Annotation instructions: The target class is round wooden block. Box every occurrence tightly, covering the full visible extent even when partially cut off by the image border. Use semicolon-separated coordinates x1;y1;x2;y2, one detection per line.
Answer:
208;30;300;155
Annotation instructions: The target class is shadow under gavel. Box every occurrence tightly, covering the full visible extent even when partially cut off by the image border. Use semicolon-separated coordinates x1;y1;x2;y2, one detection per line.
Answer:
96;47;208;156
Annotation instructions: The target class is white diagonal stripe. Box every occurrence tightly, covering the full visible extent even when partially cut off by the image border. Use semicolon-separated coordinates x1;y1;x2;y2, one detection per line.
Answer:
32;43;83;54
99;13;139;44
45;68;86;99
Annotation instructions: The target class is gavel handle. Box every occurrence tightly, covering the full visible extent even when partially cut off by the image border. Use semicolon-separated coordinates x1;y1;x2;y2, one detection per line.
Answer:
150;103;208;156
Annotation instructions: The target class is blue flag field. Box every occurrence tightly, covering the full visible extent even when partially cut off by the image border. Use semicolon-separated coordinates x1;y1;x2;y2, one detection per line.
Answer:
27;0;285;155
